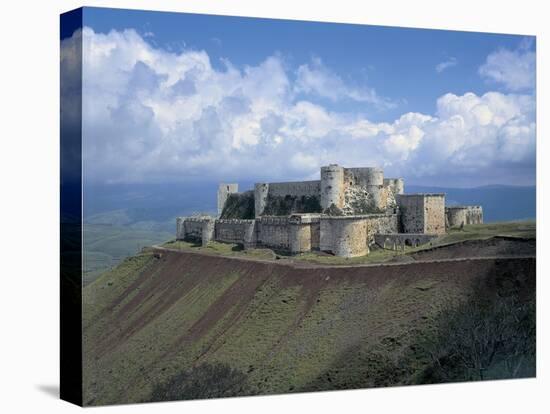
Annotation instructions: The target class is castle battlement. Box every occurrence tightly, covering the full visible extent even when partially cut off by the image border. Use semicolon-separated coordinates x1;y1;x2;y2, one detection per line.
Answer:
176;164;483;257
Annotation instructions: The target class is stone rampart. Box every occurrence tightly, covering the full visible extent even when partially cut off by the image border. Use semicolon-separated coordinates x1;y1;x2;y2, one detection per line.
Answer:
215;219;256;247
320;216;368;257
179;217;214;242
446;206;483;227
374;233;438;251
256;216;290;250
364;214;399;244
267;180;321;197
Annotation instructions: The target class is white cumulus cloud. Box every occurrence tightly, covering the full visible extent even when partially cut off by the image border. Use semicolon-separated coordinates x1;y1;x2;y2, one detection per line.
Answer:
60;27;536;187
295;57;395;109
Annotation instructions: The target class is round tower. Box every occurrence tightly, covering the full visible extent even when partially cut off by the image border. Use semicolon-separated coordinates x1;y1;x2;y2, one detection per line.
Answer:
362;167;384;210
320;164;345;211
322;216;368;257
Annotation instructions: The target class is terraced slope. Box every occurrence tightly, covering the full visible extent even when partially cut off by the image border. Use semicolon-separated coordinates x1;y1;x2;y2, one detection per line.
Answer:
83;250;535;405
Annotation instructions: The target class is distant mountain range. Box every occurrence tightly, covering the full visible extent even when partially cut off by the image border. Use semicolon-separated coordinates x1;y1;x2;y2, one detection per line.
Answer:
83;182;536;232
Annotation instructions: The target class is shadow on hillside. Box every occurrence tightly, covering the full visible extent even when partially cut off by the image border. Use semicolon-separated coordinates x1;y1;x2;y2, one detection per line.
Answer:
298;259;536;392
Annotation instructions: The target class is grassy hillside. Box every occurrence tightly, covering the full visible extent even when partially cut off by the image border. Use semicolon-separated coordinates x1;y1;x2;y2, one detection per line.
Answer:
83;224;172;285
83;250;535;405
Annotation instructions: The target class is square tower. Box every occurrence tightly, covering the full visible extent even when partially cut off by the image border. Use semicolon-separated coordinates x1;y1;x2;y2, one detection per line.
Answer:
217;183;239;216
397;193;445;234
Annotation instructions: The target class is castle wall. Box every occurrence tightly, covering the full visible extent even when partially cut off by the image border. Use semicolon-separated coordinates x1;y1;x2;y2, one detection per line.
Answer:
289;224;311;253
267;181;321;197
183;219;203;240
181;217;211;241
374;233;438;250
363;214;399;244
424;195;446;234
320;216;368;257
256;216;290;250
215;219;256;247
201;220;215;246
311;222;320;250
446;206;483;227
397;195;425;233
217;183;239;216
288;214;321;253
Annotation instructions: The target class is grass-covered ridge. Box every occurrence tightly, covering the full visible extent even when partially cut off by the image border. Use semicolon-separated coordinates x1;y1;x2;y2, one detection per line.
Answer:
82;246;535;405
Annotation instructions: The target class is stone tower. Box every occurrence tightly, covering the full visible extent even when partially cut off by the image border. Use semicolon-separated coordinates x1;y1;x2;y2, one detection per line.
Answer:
217;183;239;216
254;183;269;218
320;164;345;211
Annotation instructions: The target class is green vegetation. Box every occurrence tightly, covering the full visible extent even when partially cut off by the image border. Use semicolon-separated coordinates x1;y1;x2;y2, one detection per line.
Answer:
220;191;255;219
263;194;322;216
82;246;535;405
418;288;535;382
83;224;172;285
150;363;254;402
164;239;277;260
433;220;536;246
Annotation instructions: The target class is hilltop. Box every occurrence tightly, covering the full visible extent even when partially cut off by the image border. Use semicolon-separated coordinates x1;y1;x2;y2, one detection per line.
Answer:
82;222;535;405
163;221;535;266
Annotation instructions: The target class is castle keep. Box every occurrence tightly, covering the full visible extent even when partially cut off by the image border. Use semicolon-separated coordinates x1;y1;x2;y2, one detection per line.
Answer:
177;164;483;257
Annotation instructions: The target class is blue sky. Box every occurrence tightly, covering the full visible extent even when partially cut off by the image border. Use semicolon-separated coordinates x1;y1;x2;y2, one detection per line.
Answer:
61;7;536;187
82;7;529;122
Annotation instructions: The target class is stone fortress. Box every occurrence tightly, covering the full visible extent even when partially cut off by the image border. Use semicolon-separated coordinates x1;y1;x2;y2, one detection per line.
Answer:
176;164;483;257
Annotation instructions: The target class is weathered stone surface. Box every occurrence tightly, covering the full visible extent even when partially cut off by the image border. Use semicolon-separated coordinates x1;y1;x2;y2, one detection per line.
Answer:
446;206;483;228
217;183;238;216
374;233;438;250
397;194;446;235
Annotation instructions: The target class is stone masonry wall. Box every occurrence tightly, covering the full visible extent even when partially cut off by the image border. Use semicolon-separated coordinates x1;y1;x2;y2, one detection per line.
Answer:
398;194;446;234
320;216;368;257
267;181;321;197
397;195;425;233
289;224;311;253
364;214;399;245
374;233;438;250
424;195;446;234
215;219;256;247
311;222;320;250
256;216;291;250
180;218;210;241
446;206;483;227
